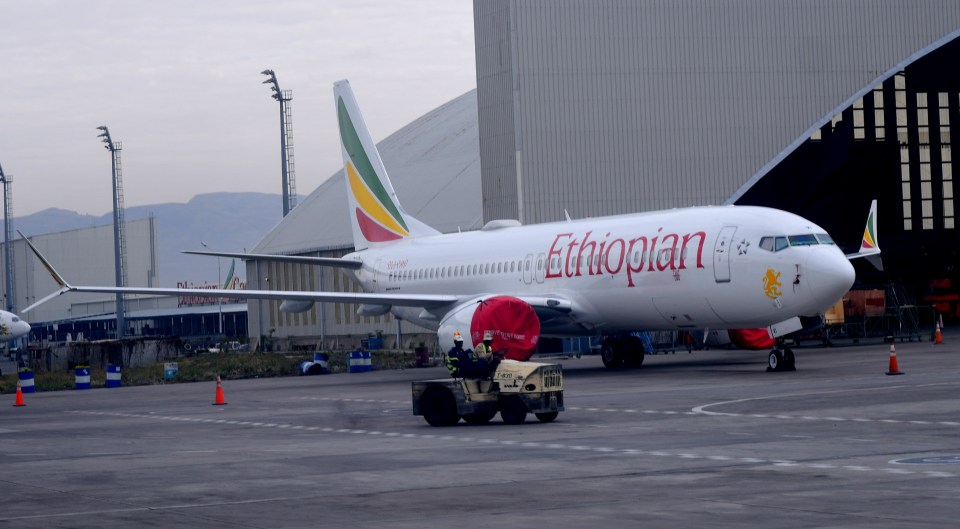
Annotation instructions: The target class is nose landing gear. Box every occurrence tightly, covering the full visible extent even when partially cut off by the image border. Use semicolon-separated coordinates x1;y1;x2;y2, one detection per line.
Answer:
767;340;796;372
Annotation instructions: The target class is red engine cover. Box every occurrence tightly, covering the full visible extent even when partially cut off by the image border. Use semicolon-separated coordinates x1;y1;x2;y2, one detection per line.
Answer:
469;295;541;361
727;328;775;350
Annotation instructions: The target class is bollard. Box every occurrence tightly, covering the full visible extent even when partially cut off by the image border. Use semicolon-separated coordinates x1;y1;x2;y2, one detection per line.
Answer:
17;369;36;394
106;365;122;388
75;365;91;390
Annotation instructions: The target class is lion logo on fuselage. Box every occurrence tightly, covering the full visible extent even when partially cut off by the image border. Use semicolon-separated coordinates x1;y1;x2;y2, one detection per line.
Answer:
763;269;782;300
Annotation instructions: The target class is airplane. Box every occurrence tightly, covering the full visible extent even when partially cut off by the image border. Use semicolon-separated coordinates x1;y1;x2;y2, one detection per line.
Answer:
20;80;880;372
0;309;30;342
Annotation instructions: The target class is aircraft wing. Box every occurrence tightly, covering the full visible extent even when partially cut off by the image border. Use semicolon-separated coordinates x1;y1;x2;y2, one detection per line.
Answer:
19;230;455;313
844;199;883;271
182;250;363;270
23;284;458;314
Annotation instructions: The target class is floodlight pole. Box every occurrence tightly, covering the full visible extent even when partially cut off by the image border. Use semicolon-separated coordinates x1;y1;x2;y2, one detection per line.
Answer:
0;163;13;314
97;126;126;339
261;69;292;217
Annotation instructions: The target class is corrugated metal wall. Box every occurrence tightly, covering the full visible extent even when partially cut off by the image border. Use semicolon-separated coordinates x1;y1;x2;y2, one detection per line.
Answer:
244;252;430;351
475;0;960;224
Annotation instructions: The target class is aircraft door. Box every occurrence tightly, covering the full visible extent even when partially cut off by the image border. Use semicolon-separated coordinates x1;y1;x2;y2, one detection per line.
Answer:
373;258;383;290
713;226;737;283
523;254;534;284
535;253;547;284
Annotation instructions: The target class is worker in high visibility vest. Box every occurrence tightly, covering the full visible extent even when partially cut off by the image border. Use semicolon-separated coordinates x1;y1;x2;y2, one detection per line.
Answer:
464;331;499;378
446;332;467;377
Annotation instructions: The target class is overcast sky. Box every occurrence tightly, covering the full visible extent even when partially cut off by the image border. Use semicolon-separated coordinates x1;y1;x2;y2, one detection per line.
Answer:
0;0;476;217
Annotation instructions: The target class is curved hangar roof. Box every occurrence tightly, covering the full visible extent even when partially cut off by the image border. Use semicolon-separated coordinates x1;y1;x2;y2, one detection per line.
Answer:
254;89;481;255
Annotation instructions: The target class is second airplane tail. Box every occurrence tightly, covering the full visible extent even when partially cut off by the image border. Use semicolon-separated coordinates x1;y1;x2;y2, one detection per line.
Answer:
846;199;883;271
334;80;439;251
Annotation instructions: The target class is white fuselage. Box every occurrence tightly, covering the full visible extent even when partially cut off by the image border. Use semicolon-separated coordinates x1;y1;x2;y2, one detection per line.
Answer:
345;205;855;335
0;310;30;341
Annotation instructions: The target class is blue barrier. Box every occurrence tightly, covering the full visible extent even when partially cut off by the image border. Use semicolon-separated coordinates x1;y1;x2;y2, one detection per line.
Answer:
348;351;372;373
300;353;330;376
75;366;91;390
106;365;122;388
18;370;35;394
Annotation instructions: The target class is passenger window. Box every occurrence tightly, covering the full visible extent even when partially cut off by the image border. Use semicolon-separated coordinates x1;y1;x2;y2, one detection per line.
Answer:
759;237;774;251
775;237;789;251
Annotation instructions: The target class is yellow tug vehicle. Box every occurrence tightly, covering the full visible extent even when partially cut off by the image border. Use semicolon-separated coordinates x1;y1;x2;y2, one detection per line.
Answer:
412;360;564;426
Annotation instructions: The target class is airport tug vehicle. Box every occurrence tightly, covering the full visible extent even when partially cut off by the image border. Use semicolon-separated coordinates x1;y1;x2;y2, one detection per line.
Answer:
412;360;564;426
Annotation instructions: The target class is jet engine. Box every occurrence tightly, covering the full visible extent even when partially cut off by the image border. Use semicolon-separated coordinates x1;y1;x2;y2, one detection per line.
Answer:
437;295;541;361
279;300;314;313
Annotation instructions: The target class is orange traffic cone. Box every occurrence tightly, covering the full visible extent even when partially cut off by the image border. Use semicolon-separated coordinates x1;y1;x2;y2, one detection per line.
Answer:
13;381;25;407
213;376;227;405
885;344;904;375
934;322;943;345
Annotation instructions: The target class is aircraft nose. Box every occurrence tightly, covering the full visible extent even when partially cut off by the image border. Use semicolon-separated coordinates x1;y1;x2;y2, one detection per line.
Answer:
806;248;856;309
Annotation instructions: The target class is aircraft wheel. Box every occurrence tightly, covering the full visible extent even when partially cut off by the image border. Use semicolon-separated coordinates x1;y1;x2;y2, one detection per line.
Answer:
784;348;796;370
624;335;646;367
600;339;623;368
499;395;528;424
535;411;559;423
462;410;497;425
421;387;460;427
767;350;784;372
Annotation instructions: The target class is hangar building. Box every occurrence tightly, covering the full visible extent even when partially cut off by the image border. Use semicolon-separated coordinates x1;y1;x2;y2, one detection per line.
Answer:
242;1;960;350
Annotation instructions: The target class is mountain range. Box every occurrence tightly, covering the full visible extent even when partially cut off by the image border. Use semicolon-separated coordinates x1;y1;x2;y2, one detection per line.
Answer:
14;192;283;287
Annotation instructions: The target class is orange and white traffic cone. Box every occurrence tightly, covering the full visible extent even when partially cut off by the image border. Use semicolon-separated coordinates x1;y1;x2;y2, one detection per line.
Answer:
213;376;227;405
13;380;25;407
934;321;943;345
885;344;904;376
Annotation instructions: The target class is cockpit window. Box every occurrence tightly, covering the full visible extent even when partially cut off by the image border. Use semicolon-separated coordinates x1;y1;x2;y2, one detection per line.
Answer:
788;234;819;246
759;236;791;252
815;233;835;245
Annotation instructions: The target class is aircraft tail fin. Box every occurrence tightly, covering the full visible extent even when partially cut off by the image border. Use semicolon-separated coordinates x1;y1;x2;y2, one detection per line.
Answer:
845;199;883;271
334;80;439;251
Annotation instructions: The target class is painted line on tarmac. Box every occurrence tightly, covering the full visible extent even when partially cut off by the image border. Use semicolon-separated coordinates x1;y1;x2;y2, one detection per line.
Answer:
69;410;955;480
568;404;960;428
296;396;405;405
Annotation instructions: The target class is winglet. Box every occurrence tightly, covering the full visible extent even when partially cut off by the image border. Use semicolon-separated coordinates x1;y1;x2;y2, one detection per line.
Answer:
18;230;75;312
845;200;883;271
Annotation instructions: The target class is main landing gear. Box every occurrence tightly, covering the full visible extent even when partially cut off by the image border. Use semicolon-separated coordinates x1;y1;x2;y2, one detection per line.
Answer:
767;340;796;372
600;335;645;369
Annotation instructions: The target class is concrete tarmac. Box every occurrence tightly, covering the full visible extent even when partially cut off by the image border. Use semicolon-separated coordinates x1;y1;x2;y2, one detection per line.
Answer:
1;335;958;528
